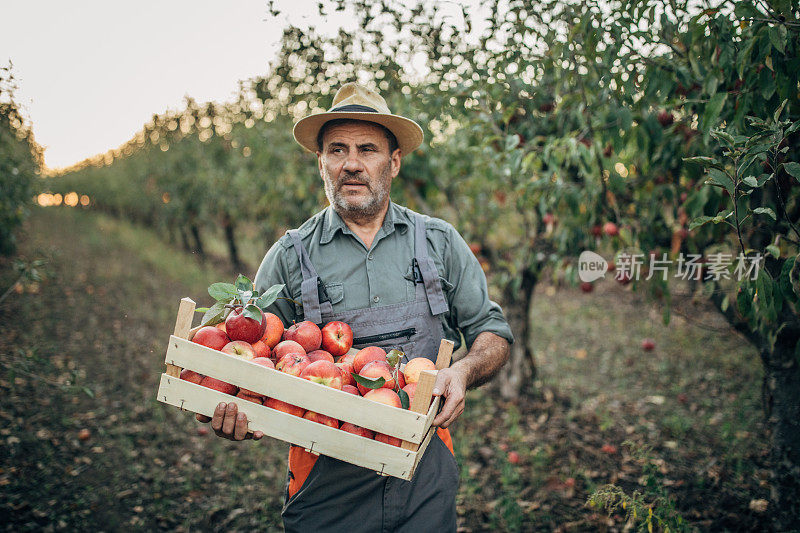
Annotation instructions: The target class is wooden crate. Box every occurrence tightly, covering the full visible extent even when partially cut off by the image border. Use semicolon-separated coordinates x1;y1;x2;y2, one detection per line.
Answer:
156;297;453;480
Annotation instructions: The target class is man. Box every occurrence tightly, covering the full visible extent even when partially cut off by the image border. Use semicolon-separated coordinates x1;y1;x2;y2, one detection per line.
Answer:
199;83;513;532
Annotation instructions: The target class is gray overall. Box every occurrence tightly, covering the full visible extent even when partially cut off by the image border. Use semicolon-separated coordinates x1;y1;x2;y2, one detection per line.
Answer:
282;213;459;533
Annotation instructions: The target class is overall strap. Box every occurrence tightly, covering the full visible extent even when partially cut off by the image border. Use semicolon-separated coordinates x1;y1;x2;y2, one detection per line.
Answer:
413;213;449;316
286;229;332;325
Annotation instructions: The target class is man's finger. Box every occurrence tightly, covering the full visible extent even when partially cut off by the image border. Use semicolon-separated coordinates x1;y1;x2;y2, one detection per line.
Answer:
210;402;227;433
233;412;249;441
221;402;238;436
253;430;264;440
432;371;451;397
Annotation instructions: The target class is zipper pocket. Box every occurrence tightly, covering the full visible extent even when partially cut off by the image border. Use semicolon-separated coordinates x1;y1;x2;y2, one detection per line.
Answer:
353;327;416;345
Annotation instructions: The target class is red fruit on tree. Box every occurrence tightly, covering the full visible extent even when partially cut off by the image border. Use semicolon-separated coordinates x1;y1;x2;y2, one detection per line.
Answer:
603;222;619;237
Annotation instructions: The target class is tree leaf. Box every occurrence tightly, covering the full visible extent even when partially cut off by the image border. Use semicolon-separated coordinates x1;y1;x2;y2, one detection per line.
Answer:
782;162;800;181
710;129;735;147
386;349;404;368
689;216;713;230
766;245;781;259
208;282;238;302
351;373;385;390
702;93;728;144
235;274;253;293
707;168;734;198
243;304;263;322
255;283;285;310
790;255;800;300
742;175;758;188
195;307;210;313
201;301;227;326
398;388;410;410
768;27;786;55
753;207;777;220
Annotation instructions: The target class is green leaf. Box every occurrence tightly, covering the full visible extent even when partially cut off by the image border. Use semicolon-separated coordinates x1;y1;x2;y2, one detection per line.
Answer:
235;274;253;293
753;207;777;220
707;168;735;198
505;134;519;151
768;27;786;55
689;216;714;230
243;304;263;322
683;156;722;168
195;307;210;313
398;388;410;410
702;93;728;144
351;373;385;390
82;387;95;398
774;99;788;123
255;283;285;310
238;290;253;305
766;244;781;258
386;349;404;368
742;175;758;188
785;120;800;136
790;255;800;299
208;282;238;302
201;301;228;326
710;129;735;147
782;162;800;181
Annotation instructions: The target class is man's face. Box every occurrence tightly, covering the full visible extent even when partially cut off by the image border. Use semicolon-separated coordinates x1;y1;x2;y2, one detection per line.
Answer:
317;121;401;222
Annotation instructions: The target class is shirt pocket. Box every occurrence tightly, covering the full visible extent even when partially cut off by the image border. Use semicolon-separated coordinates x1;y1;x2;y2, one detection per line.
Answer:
323;282;344;309
404;263;454;298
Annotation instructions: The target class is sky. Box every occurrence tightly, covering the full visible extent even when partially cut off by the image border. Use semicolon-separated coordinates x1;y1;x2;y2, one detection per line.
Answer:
1;1;360;170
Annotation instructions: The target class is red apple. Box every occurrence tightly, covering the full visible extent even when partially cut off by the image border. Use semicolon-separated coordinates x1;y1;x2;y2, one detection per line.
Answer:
352;346;387;374
590;225;603;237
260;312;285;348
336;362;356;387
307;349;334;363
216;322;227;334
403;358;436;385
199;376;237;396
192;326;230;351
320;321;353;357
300;360;343;389
338;350;358;365
235;391;263;404
363;388;402;408
225;307;267;344
603;222;619;237
397;368;406;389
276;352;312;377
342;384;360;395
358;360;397;395
221;340;256;361
375;432;402;447
283;321;322;352
641;338;656;351
180;369;204;385
340;422;374;439
303;410;339;428
580;281;594;293
264;397;306;417
239;357;274;397
252;340;271;359
274;340;306;360
508;451;521;464
402;383;417;404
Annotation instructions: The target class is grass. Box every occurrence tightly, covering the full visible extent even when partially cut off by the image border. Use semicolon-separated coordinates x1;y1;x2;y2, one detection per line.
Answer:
0;207;771;531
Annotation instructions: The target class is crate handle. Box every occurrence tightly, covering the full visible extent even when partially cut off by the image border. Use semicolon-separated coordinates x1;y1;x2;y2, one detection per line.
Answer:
166;297;196;377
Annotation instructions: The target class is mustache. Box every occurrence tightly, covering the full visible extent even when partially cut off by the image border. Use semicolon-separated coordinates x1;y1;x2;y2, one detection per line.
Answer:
337;173;370;187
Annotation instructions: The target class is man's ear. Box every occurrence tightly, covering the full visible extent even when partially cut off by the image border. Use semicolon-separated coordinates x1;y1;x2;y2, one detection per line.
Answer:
316;151;323;173
390;148;402;178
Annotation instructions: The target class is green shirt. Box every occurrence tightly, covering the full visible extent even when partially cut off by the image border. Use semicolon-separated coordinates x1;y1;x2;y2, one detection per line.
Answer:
254;201;513;351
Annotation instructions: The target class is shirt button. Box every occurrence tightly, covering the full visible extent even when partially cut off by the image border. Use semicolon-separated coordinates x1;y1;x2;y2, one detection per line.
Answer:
367;254;373;260
373;295;380;303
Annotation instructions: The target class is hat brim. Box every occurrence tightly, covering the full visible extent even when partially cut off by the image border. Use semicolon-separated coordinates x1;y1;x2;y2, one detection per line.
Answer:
293;112;424;156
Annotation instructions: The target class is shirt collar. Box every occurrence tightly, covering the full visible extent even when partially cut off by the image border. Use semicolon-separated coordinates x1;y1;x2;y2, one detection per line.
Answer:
320;201;410;245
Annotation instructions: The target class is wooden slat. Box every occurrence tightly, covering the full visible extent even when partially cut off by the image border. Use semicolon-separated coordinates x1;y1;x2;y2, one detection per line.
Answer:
401;370;438;450
166;298;196;377
406;424;437;479
165;336;429;443
157;374;418;479
435;339;454;370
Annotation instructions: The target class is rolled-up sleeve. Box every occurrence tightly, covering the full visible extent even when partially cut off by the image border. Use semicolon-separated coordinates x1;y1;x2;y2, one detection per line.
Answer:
439;225;514;349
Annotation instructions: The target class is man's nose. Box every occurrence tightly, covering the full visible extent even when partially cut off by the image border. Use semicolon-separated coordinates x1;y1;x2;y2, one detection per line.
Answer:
342;151;364;173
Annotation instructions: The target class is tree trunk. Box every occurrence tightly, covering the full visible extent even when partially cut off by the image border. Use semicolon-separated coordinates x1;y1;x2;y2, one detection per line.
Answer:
190;223;205;259
222;213;243;272
178;225;191;252
764;328;800;531
498;267;538;399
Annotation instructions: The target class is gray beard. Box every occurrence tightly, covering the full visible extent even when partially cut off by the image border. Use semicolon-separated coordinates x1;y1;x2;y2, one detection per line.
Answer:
323;166;391;223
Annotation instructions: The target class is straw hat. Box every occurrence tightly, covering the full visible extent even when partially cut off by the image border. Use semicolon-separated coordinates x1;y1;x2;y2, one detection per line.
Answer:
293;83;424;155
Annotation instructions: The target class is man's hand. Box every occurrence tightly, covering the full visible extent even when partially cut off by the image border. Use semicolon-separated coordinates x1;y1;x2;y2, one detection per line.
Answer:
195;402;264;441
432;368;468;429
